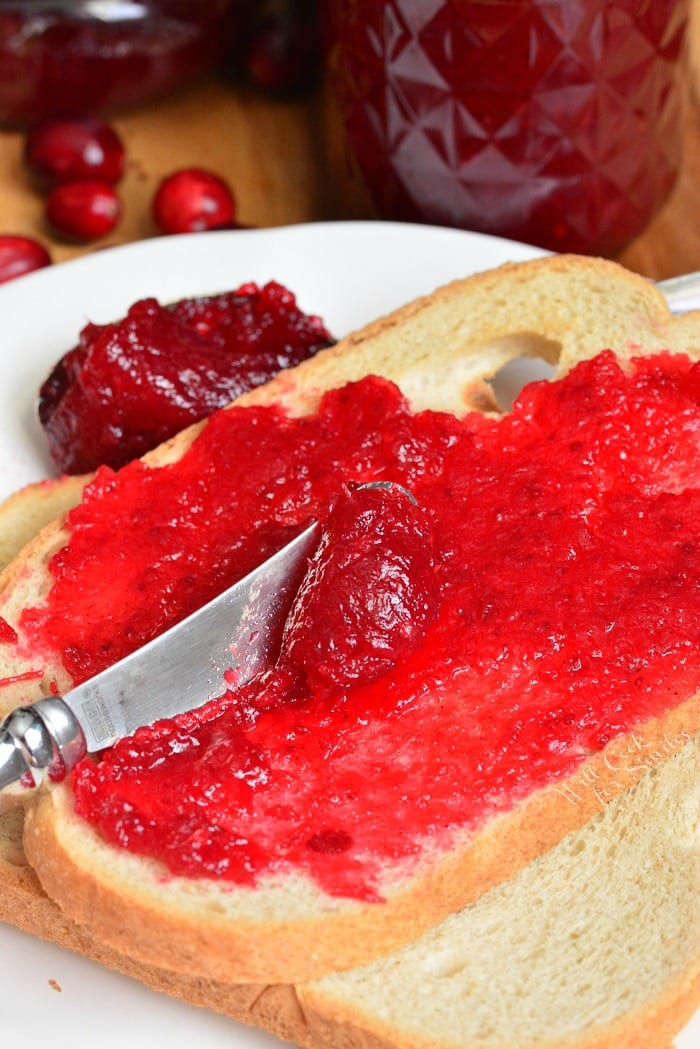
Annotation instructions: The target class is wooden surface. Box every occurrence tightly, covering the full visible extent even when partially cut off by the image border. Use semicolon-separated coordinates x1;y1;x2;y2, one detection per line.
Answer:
1;16;700;282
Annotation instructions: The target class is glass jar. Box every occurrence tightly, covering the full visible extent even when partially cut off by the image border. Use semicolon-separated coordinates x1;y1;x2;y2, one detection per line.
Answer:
321;0;689;255
0;0;239;126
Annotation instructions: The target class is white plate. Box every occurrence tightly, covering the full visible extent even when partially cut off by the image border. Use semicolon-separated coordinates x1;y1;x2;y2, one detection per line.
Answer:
0;220;542;503
0;221;697;1049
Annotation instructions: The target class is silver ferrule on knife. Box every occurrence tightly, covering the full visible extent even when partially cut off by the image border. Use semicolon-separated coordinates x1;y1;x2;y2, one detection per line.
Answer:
0;518;322;799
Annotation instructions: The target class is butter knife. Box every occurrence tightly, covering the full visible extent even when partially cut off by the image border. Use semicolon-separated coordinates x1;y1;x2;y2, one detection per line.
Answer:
0;520;321;798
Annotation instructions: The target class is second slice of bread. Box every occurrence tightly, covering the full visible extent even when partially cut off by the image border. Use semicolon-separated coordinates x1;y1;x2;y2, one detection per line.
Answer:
3;738;699;1049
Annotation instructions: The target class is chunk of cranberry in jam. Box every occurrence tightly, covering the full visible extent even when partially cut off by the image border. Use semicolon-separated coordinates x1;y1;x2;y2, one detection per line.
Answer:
37;281;334;474
282;484;441;689
306;829;353;854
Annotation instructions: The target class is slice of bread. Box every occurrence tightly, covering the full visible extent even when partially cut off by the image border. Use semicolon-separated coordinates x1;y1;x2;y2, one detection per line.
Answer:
0;475;89;574
4;255;700;984
3;737;699;1049
297;736;700;1049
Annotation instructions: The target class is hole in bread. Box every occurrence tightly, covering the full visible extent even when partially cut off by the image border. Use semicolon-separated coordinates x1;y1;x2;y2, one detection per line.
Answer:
463;332;559;411
488;355;557;411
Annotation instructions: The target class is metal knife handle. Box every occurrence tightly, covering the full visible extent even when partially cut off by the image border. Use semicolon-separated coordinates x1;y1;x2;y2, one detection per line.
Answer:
657;271;700;315
0;697;87;798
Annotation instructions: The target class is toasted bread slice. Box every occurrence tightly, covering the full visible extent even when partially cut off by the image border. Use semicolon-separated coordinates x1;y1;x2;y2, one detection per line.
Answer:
3;255;700;983
3;737;699;1049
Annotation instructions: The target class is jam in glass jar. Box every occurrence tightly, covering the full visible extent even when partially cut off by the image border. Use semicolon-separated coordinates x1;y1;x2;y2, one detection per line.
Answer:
0;0;239;126
321;0;688;255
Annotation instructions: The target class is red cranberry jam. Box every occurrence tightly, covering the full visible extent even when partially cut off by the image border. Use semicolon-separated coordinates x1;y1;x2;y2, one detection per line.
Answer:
281;483;441;692
322;0;687;254
0;2;236;127
37;281;334;474
21;352;700;899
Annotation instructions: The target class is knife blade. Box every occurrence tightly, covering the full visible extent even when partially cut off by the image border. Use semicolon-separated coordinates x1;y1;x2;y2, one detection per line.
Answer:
0;519;320;798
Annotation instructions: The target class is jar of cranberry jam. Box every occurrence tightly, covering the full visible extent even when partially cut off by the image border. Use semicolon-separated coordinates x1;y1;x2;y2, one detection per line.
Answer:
321;0;688;254
0;0;238;126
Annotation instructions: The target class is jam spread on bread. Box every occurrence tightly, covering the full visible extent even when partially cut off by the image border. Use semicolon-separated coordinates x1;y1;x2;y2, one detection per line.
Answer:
281;484;441;690
38;281;334;474
21;351;700;899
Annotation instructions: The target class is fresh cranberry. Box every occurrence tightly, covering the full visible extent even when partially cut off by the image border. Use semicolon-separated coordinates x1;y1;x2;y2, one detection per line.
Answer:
46;180;121;241
244;7;321;97
281;484;442;690
38;282;334;474
152;169;235;235
0;235;51;284
24;118;125;188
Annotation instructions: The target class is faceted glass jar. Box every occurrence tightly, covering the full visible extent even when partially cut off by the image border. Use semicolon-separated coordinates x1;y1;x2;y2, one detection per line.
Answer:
321;0;689;255
0;0;239;126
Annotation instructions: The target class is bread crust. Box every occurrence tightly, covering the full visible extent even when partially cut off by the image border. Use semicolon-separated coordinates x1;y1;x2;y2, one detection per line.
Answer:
23;693;700;984
4;776;700;1049
5;868;696;1049
0;475;88;574
5;253;700;983
293;967;700;1049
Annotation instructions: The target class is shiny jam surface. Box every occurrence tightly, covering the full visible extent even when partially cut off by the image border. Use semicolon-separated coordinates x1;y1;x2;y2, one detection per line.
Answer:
38;281;333;474
282;485;441;691
21;352;700;899
322;0;688;254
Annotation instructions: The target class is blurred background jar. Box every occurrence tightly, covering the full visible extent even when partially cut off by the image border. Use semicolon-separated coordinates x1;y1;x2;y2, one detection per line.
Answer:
321;0;689;255
0;0;240;126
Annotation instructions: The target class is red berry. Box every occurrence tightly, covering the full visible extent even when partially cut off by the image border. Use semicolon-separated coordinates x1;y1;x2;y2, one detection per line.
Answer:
24;118;125;188
243;9;321;97
46;181;121;242
0;235;51;284
152;169;235;235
